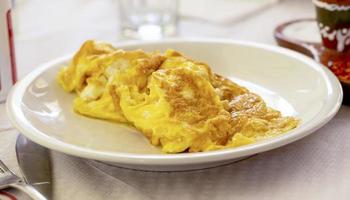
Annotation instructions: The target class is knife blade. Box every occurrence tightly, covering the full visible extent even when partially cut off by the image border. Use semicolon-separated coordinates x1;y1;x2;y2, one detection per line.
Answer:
15;134;52;199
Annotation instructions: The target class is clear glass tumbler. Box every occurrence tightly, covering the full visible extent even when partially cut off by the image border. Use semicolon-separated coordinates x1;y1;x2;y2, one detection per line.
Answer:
118;0;178;40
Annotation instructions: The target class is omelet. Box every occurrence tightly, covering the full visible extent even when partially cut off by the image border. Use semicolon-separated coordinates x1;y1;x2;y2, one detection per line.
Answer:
57;40;163;122
112;50;236;152
57;40;299;153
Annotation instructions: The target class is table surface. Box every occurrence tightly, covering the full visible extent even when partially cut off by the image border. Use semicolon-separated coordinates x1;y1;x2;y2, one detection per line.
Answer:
2;0;350;199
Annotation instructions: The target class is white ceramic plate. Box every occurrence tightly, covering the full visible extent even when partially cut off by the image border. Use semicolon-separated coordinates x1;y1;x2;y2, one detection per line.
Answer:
6;39;342;171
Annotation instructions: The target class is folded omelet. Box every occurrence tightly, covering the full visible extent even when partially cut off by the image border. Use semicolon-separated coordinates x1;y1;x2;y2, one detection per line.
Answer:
57;40;163;122
57;40;298;153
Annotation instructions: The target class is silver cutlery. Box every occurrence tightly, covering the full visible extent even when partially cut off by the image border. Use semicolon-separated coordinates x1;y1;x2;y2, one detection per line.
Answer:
0;159;22;190
15;134;52;199
0;159;47;200
0;134;52;200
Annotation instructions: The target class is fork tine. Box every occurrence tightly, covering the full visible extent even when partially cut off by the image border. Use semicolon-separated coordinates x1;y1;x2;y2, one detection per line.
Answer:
0;160;9;173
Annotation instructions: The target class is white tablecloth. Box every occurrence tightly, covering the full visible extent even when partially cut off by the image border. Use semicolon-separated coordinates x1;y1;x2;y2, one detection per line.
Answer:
2;0;350;199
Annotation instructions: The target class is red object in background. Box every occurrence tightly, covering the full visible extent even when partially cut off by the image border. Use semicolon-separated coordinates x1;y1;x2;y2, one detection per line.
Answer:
7;10;17;84
0;0;16;102
321;49;350;82
313;0;350;83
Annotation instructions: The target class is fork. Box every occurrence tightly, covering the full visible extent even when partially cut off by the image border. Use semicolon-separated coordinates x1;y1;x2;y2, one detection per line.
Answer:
0;160;47;200
0;159;21;190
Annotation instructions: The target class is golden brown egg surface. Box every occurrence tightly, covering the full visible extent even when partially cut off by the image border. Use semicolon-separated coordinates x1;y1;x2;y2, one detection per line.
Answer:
57;40;299;153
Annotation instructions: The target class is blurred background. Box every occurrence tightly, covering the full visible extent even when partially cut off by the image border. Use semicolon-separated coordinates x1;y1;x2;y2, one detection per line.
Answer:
12;0;313;78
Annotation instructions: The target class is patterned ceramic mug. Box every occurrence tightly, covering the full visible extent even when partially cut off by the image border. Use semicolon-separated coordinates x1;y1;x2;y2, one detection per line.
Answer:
313;0;350;52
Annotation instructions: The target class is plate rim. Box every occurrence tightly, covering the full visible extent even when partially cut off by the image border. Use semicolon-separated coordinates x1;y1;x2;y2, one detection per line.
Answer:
6;38;343;166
